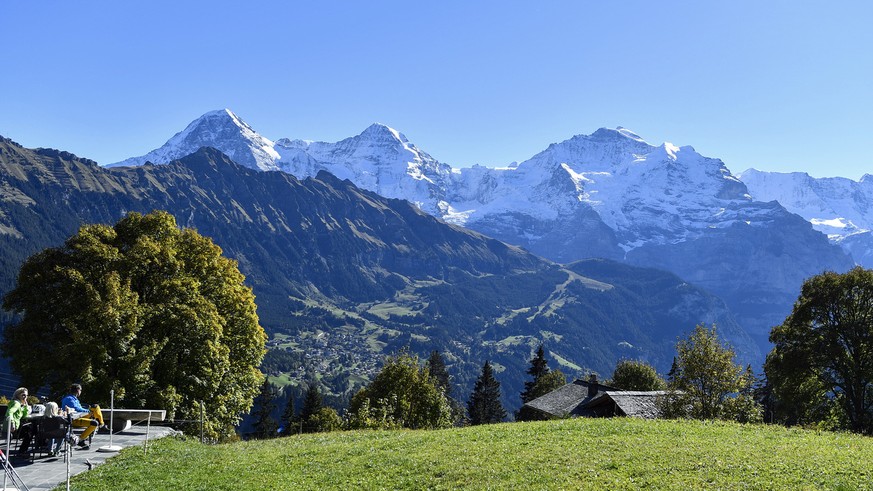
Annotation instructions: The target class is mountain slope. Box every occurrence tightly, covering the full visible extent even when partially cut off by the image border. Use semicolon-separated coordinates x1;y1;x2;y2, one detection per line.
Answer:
739;169;873;267
111;111;851;347
0;137;756;410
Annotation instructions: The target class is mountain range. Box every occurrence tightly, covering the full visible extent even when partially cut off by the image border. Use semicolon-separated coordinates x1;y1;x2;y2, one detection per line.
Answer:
108;110;854;348
0;136;756;411
739;169;873;267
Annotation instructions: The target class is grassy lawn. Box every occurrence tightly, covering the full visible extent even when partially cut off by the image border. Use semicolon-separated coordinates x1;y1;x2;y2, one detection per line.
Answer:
68;418;872;490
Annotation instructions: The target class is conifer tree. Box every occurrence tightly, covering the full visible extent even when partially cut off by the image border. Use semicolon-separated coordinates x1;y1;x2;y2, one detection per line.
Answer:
515;344;567;421
520;344;550;404
426;350;451;397
251;380;279;439
667;357;680;384
300;383;323;433
279;390;296;435
425;350;466;425
468;361;506;425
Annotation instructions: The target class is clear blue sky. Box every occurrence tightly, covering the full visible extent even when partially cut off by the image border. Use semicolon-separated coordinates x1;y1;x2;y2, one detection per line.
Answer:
2;1;871;178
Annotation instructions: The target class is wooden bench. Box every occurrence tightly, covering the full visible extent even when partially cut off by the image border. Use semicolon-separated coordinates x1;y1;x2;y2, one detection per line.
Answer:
101;409;166;431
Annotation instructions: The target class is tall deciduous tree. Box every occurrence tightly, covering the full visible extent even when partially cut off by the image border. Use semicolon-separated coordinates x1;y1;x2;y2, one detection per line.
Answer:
348;352;452;430
468;361;506;425
766;267;873;433
660;324;760;422
610;360;666;391
2;211;266;440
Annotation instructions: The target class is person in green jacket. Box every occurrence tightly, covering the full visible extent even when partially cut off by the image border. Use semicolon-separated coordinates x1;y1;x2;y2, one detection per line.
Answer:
4;387;33;454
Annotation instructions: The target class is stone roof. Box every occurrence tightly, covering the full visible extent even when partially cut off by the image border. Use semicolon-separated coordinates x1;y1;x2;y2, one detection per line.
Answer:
584;391;669;419
523;379;618;418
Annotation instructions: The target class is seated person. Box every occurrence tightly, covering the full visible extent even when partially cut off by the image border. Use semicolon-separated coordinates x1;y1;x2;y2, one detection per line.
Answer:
60;383;105;449
39;402;74;457
4;387;33;455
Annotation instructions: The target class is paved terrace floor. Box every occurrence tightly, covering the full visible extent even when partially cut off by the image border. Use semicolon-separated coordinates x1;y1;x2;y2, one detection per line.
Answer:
2;425;176;491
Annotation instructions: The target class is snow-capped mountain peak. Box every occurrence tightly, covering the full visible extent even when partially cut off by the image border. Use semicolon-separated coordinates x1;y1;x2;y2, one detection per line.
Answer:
107;109;280;170
358;122;409;144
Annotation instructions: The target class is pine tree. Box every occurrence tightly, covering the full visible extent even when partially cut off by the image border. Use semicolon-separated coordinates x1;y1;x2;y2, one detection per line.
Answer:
279;390;296;435
519;344;550;404
468;361;506;425
426;350;451;397
667;356;680;384
300;383;323;433
251;380;279;439
425;350;466;425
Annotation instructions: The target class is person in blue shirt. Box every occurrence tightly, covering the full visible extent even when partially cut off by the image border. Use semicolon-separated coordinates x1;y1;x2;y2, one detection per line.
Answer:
60;383;106;448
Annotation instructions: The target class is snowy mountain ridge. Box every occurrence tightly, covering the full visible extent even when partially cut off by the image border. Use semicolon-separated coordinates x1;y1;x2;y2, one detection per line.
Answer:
108;110;854;348
109;110;758;253
738;169;873;267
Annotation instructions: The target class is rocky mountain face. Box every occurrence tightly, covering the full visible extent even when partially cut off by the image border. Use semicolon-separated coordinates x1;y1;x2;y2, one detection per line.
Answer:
1;136;756;410
739;169;873;267
111;111;854;347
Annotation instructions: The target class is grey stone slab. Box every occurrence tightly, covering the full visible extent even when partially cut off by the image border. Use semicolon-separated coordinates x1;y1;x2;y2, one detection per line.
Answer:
1;425;176;491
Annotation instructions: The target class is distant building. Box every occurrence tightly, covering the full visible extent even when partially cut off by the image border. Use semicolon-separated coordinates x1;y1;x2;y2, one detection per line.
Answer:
521;375;667;420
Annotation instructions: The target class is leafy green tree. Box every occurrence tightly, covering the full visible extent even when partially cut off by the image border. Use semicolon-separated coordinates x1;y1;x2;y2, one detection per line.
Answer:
307;407;343;433
348;352;452;430
660;324;761;422
251;380;279;439
468;361;506;425
609;360;666;391
2;211;266;440
763;348;835;427
766;267;873;433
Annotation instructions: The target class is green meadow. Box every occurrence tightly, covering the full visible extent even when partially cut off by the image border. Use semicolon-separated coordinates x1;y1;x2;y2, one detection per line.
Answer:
69;418;871;490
